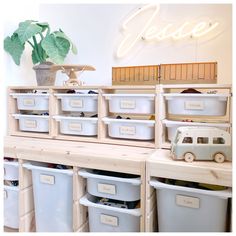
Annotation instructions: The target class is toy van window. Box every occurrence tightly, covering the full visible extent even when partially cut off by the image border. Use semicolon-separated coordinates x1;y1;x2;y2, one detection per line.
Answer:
213;137;225;144
182;137;192;143
197;137;208;144
175;130;181;143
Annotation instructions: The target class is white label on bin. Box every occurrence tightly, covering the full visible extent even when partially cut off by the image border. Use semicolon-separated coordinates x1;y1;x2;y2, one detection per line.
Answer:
69;122;82;132
25;119;37;128
120;100;136;109
23;98;35;106
70;99;83;108
98;183;116;195
119;126;136;135
176;194;200;209
40;174;55;185
185;101;204;110
100;214;118;227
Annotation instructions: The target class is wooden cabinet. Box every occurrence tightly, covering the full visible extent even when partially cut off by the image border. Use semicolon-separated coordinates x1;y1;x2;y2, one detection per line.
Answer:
4;84;232;232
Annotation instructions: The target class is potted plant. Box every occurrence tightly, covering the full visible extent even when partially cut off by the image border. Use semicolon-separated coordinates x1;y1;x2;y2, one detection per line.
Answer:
4;20;77;85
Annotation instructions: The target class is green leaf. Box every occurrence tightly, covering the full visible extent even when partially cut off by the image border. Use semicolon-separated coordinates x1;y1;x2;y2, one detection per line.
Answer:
36;22;49;32
41;34;70;64
31;43;47;64
4;34;25;65
15;20;42;44
32;47;40;64
54;30;77;54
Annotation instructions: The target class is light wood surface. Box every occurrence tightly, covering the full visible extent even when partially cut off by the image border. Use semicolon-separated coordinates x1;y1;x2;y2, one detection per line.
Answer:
147;149;232;187
5;84;232;232
4;136;153;174
4;135;151;232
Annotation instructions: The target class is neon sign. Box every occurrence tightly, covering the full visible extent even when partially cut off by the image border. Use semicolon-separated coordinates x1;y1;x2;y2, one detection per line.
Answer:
116;4;219;58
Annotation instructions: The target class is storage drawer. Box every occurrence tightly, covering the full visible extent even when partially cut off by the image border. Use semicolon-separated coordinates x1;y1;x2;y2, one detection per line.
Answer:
150;178;232;232
23;162;73;232
163;119;231;142
103;94;155;114
4;185;19;229
103;118;155;140
80;194;141;232
12;114;49;132
4;161;19;181
54;116;98;136
55;93;98;112
10;93;49;111
163;93;229;116
79;169;141;201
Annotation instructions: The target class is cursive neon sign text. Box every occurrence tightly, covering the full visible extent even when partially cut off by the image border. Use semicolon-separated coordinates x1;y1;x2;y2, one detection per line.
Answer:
116;4;219;58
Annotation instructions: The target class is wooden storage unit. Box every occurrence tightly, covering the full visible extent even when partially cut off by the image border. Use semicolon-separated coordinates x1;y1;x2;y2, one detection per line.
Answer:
8;87;51;139
4;135;154;232
5;84;232;232
145;149;232;232
100;86;156;148
157;84;232;149
8;86;159;149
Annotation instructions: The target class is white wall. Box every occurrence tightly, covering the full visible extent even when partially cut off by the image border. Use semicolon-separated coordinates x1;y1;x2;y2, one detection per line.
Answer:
38;3;232;85
3;3;232;86
2;3;232;135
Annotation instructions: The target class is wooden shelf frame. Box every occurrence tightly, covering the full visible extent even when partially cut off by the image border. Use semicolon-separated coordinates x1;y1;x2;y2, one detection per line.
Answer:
8;84;232;149
157;84;232;149
4;136;153;232
4;136;232;232
145;148;232;232
8;85;157;148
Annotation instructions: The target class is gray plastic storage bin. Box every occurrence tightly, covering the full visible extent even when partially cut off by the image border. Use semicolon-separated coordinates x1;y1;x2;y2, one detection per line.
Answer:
4;161;19;180
4;185;19;229
103;94;155;114
55;93;98;112
12;114;49;132
163;93;228;116
80;194;141;232
23;163;73;232
54;116;98;136
103;118;155;140
150;178;232;232
79;169;141;201
10;93;49;111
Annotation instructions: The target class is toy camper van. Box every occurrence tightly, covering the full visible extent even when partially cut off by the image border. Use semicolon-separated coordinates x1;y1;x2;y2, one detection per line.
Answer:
170;126;231;163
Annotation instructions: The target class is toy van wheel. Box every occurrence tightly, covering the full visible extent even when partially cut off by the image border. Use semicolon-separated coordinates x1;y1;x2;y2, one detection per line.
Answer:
214;153;225;163
184;152;195;162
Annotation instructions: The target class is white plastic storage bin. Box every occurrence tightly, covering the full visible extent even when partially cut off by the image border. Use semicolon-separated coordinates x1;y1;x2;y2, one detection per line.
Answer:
54;115;98;136
10;93;49;111
55;93;98;112
79;169;141;201
12;114;49;132
4;185;19;229
80;194;141;232
23;162;73;232
4;161;19;181
103;118;155;140
162;119;231;142
150;178;232;232
163;93;229;116
103;94;155;114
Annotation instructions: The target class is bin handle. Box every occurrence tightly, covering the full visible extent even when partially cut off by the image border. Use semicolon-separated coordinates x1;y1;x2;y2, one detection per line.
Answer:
149;179;232;199
23;162;73;176
78;169;141;186
79;194;141;217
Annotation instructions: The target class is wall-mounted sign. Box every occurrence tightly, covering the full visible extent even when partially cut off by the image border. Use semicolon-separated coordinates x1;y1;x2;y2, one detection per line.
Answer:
116;4;219;58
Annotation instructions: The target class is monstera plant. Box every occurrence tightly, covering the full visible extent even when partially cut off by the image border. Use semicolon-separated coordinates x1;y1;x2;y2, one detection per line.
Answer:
4;20;77;85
